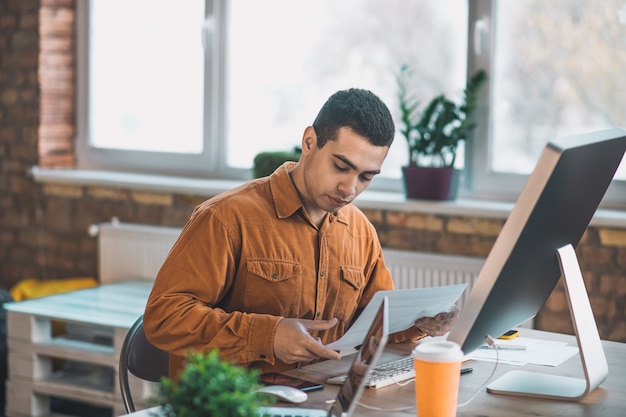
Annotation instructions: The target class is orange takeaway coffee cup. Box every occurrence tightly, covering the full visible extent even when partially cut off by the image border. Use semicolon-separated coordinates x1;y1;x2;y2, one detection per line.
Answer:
412;340;463;417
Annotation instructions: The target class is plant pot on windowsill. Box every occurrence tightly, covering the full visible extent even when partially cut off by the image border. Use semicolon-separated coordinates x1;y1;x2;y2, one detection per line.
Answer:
396;66;487;201
402;166;460;201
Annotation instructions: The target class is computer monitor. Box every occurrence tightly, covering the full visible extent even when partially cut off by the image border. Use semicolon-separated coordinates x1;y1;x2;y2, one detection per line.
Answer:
447;127;626;400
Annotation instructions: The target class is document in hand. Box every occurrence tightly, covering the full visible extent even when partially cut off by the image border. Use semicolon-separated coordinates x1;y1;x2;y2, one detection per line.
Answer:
326;284;467;354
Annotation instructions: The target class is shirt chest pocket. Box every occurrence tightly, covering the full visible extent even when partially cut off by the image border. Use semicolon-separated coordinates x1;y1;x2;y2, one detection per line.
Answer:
335;266;366;322
244;259;302;316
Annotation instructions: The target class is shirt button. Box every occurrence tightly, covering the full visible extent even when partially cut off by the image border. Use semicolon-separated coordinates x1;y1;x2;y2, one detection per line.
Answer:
320;271;325;277
272;273;278;279
315;312;321;318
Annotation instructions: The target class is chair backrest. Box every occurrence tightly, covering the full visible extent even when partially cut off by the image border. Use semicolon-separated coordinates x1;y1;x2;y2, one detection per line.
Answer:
119;314;169;413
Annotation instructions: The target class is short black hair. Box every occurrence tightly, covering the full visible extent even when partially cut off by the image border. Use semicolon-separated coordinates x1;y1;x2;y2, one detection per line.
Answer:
312;88;395;148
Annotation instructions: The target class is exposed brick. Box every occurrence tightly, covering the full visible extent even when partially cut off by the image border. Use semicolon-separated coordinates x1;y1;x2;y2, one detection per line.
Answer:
579;245;614;268
436;235;493;258
379;228;436;252
360;208;382;225
41;0;75;7
176;194;206;208
386;211;443;231
598;228;626;247
87;187;129;201
42;183;82;198
38;123;73;139
446;216;503;237
606;319;626;343
598;273;626;297
162;205;193;227
38;136;74;158
19;12;37;29
39;7;74;36
1;209;31;228
131;191;173;206
0;14;17;30
617;248;626;268
1;89;19;105
39;152;74;167
39;37;73;53
134;205;164;225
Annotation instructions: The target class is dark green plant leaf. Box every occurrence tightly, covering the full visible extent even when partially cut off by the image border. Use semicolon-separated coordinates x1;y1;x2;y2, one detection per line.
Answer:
153;349;273;417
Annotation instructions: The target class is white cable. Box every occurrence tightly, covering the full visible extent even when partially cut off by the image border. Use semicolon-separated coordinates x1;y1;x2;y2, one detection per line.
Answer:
457;335;500;408
356;376;417;411
357;401;415;412
392;377;416;387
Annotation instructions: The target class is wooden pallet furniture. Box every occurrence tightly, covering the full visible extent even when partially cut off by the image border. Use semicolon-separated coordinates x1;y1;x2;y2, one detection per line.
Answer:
4;281;153;417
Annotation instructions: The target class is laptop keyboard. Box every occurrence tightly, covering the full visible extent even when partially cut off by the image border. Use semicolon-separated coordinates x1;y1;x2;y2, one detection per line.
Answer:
257;406;328;417
326;355;415;389
367;355;415;388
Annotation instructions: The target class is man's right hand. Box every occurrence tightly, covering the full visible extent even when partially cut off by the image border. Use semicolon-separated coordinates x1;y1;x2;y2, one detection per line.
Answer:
274;317;341;364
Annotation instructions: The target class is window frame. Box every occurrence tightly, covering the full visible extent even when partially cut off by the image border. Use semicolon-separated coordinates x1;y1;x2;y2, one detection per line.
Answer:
75;0;251;180
75;0;626;209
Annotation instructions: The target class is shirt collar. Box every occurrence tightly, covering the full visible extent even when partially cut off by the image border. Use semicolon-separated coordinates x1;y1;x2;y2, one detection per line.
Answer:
268;162;349;225
269;162;305;219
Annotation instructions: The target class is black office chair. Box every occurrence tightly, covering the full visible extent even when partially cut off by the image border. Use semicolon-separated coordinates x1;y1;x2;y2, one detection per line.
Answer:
119;314;170;413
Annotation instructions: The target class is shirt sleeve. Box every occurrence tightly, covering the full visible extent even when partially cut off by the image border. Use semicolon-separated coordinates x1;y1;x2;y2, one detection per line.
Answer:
143;206;281;368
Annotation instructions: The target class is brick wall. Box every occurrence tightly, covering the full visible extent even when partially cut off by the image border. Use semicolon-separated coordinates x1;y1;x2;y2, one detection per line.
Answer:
1;0;41;279
1;0;625;343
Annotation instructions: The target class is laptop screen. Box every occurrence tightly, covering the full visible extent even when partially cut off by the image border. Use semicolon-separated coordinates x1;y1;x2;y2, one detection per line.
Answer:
328;296;389;417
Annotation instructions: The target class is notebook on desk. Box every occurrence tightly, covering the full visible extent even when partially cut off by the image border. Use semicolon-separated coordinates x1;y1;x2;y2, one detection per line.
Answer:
257;296;390;417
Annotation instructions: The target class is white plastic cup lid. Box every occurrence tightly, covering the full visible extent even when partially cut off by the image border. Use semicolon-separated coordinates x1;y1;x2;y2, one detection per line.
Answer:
412;340;464;363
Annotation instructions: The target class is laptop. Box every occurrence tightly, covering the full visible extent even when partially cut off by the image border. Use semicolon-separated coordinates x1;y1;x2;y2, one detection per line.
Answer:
257;296;390;417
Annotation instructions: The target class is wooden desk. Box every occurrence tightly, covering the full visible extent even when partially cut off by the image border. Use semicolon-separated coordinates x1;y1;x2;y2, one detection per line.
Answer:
121;328;626;417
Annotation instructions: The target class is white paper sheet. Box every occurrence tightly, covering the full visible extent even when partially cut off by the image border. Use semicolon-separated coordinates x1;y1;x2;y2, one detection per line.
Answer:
326;284;467;354
469;337;579;367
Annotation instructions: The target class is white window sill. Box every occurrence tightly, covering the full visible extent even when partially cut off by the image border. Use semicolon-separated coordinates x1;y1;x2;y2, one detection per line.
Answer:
30;167;626;228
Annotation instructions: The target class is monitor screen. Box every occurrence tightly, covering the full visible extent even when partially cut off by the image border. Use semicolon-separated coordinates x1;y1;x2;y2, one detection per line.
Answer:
448;127;626;355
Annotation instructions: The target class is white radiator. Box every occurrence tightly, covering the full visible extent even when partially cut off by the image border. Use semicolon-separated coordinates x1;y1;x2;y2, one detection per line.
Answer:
90;220;484;307
383;249;484;309
89;218;180;284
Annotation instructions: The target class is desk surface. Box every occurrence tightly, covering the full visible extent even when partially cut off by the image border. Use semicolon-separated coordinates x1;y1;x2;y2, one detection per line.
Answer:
5;280;152;328
121;328;626;417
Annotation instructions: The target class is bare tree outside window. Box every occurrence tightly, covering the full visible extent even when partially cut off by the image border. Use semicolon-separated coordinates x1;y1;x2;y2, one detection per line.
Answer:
491;0;626;178
226;0;468;178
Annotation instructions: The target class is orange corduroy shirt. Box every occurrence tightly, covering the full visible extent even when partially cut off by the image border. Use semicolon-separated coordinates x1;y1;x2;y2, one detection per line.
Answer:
143;162;424;378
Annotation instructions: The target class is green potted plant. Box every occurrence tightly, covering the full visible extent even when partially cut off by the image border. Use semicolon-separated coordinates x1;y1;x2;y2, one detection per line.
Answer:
153;349;273;417
252;147;302;178
397;66;487;200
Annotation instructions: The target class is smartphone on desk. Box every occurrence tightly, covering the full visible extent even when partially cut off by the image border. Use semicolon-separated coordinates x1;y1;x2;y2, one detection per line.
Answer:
260;373;324;392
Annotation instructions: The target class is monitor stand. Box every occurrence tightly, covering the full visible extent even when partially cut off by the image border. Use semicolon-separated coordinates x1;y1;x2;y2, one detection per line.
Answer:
486;244;608;401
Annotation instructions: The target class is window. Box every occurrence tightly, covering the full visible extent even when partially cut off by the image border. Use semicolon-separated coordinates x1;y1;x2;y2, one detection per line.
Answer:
76;1;210;177
77;1;626;208
77;0;467;188
469;0;626;206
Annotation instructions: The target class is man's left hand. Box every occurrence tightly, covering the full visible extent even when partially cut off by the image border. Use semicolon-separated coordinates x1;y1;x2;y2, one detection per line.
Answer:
414;305;459;337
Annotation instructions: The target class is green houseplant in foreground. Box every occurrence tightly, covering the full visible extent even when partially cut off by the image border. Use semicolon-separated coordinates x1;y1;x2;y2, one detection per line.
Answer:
397;66;487;200
155;349;272;417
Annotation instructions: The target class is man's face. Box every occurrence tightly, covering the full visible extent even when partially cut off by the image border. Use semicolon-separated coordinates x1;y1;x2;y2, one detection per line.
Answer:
298;126;389;217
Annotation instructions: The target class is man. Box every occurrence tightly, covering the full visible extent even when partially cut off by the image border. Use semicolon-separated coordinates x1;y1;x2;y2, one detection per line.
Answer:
144;88;457;378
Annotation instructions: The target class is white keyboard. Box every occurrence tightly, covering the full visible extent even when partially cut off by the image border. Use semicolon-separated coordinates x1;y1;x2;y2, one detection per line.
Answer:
326;355;415;389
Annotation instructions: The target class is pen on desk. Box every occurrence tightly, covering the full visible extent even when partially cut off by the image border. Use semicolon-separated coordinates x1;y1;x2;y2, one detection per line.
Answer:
460;367;473;375
478;344;526;351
